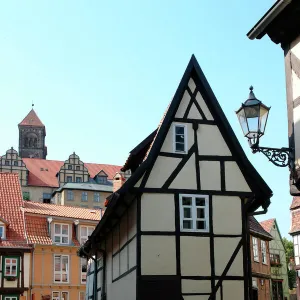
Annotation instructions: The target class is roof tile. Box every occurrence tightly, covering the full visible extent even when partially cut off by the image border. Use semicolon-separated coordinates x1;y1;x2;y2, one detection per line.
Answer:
259;218;275;233
249;216;272;239
291;197;300;210
19;109;44;127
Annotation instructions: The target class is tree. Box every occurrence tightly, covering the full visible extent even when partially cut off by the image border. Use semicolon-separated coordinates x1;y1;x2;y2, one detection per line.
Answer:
282;237;296;290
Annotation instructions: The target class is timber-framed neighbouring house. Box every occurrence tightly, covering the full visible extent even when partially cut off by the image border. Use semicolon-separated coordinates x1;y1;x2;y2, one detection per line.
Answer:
79;55;273;300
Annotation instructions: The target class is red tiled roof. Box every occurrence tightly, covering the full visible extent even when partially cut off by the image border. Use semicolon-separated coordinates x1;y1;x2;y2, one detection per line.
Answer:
249;216;272;239
0;173;28;248
19;109;44;127
24;202;102;221
23;158;121;187
260;218;275;233
291;197;300;209
290;209;300;234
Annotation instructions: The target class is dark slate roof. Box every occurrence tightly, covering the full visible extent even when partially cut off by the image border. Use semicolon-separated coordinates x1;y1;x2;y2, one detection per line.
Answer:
249;216;272;240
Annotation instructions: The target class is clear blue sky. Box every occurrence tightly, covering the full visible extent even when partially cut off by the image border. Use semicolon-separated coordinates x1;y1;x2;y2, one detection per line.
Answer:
0;1;291;238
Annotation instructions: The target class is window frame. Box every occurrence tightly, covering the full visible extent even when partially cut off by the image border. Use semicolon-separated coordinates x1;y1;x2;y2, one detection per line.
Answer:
80;225;94;245
67;190;74;201
76;177;82;183
0;225;5;239
173;123;188;154
81;192;88;202
66;176;72;183
67;164;72;170
3;256;20;278
81;257;87;284
252;237;259;262
79;291;85;300
53;255;69;283
179;194;209;232
261;240;267;264
3;296;19;300
53;223;69;245
93;192;100;202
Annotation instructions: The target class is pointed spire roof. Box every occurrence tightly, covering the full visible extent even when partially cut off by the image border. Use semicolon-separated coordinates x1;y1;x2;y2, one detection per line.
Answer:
19;109;44;127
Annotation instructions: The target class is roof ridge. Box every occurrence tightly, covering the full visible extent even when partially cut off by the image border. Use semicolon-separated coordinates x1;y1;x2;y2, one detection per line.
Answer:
24;201;101;211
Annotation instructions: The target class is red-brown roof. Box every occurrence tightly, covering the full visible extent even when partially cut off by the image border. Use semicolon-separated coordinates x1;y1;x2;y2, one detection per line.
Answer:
249;216;272;240
24;201;102;221
291;197;300;210
290;209;300;234
260;218;275;233
23;158;121;187
0;173;28;248
19;109;44;127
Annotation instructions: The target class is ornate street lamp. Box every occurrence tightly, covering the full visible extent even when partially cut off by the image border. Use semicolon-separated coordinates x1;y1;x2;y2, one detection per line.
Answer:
236;86;293;168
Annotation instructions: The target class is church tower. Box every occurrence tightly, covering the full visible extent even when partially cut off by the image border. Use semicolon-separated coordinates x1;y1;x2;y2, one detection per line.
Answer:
18;109;47;159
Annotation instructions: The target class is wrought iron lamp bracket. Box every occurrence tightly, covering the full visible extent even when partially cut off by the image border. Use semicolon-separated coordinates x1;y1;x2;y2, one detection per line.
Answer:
250;142;293;168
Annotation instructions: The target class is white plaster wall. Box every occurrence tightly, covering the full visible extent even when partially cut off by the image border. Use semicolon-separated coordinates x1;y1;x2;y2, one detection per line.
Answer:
199;161;221;190
197;125;231;156
213;196;242;235
196;92;214;120
181;279;211;293
294;106;300;167
224;162;251;192
128;199;137;239
222;280;244;300
188;78;196;92
183;296;208;300
169;154;197;190
175;90;191;118
180;236;210;276
24;253;31;287
146;156;180;188
188;103;203;119
107;270;136;300
141;235;176;275
141;193;175;231
106;232;112;285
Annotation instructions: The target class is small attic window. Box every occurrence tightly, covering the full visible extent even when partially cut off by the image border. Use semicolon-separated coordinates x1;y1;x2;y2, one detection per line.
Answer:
273;224;276;229
98;175;107;184
173;124;187;153
40;168;44;171
68;165;72;170
76;166;80;171
0;225;5;239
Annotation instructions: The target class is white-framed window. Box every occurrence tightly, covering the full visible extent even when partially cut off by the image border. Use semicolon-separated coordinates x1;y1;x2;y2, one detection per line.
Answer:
179;194;209;232
94;192;100;202
4;257;19;276
4;296;18;300
252;237;259;262
173;124;187;153
52;291;69;300
294;235;299;265
81;192;88;202
54;223;69;244
79;291;85;300
80;226;94;244
67;190;74;201
81;257;87;284
0;225;5;238
54;255;69;283
261;240;267;264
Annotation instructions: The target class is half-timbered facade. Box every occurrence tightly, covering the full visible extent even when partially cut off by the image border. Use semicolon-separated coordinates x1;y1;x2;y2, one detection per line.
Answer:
79;55;272;300
0;173;31;300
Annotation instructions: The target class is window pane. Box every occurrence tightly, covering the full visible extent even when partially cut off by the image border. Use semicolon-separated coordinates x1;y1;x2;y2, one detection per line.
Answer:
5;265;11;275
54;224;61;234
55;257;61;271
176;134;184;143
197;220;206;230
62;257;68;271
183;220;192;229
54;236;61;243
81;226;87;236
11;265;17;275
54;274;61;282
62;237;68;244
182;197;192;206
175;126;184;134
183;207;191;218
175;142;185;152
62;273;68;282
62;225;68;235
196;198;205;206
88;227;94;236
197;208;205;218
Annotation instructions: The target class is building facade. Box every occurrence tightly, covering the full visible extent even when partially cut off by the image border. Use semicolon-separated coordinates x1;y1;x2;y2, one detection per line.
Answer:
79;55;272;300
249;217;272;300
260;219;289;300
23;201;100;300
0;173;31;300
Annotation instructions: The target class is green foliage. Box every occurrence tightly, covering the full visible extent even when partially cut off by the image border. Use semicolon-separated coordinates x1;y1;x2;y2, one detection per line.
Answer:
282;237;296;289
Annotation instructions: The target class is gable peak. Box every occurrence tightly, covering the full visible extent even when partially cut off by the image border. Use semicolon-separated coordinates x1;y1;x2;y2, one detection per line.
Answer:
19;109;44;127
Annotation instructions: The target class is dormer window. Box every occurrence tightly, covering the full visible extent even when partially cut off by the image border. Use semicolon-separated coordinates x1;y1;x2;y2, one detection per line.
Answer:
68;165;72;170
98;176;107;184
80;226;94;244
0;225;5;239
54;223;69;244
174;124;187;153
5;160;9;166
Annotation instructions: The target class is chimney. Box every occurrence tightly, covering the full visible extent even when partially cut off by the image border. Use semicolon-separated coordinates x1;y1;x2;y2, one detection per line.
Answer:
113;172;126;192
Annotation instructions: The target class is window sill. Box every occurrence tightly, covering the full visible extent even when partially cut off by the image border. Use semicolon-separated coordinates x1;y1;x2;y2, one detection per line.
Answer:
180;229;209;233
253;260;260;263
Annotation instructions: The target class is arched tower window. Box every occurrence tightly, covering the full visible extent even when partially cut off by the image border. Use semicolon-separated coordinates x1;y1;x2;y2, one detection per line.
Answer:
24;137;29;147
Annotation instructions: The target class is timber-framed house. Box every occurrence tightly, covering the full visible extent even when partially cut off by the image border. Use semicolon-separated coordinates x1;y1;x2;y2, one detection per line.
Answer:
79;55;273;300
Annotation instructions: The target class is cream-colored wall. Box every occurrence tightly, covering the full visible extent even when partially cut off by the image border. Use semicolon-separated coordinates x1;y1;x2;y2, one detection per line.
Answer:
222;280;244;300
199;161;221;190
182;279;211;294
213;196;242;235
108;269;136;300
61;189;110;208
141;235;176;275
224;162;251;192
180;236;210;276
141;193;175;231
21;186;54;203
24;252;31;287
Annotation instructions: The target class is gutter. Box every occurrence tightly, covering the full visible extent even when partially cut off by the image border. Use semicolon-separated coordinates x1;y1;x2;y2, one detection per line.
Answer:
247;0;292;40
